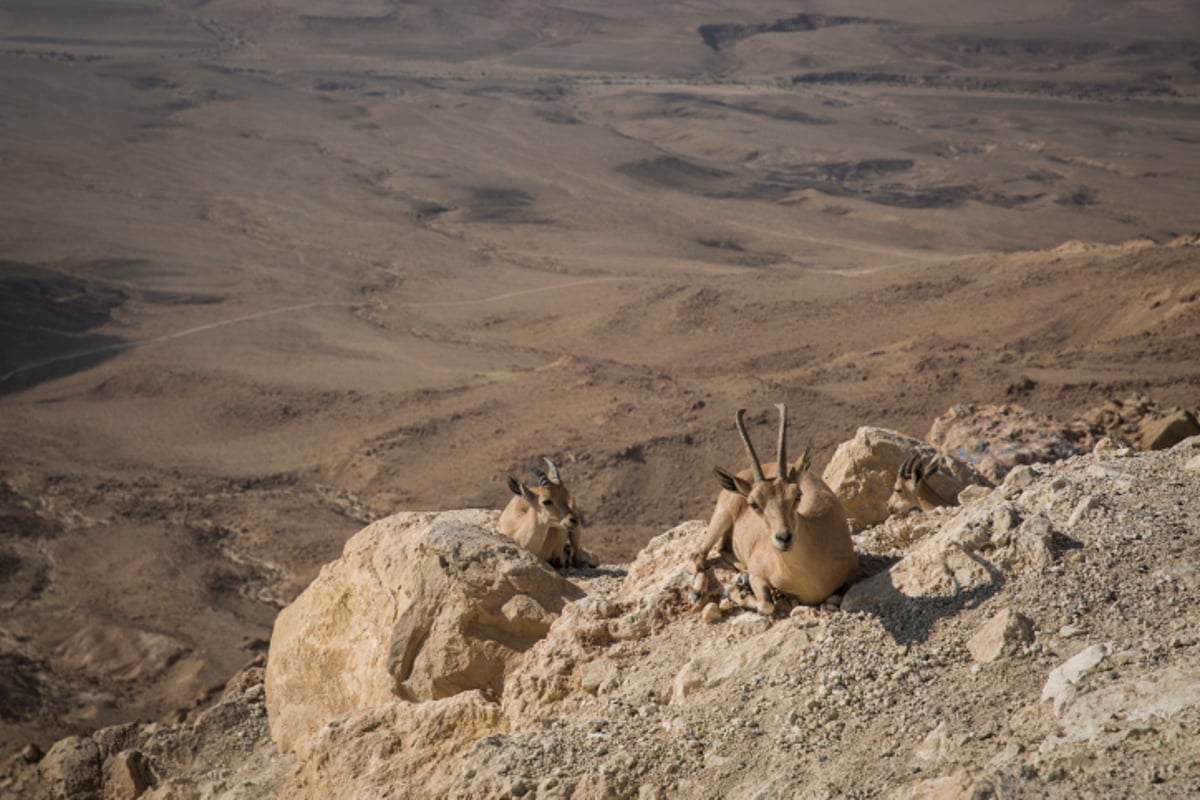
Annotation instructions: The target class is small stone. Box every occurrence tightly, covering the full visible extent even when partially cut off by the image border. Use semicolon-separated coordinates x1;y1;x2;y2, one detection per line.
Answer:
1042;644;1110;713
958;484;991;506
1067;495;1100;528
108;749;154;799
580;659;620;693
967;609;1035;663
700;602;722;624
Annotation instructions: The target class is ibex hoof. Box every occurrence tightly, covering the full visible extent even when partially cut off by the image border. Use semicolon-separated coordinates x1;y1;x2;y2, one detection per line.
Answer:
691;572;708;596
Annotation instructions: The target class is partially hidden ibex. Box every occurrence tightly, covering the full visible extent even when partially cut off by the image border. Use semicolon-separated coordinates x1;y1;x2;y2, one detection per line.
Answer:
888;451;956;516
499;457;595;568
691;404;857;613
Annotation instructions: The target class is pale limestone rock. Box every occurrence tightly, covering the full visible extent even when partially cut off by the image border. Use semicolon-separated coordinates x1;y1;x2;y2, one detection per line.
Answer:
957;484;991;506
1046;663;1200;746
1041;643;1110;714
843;496;1057;613
38;736;101;800
672;649;754;703
265;510;581;759
278;693;501;800
823;427;987;532
579;657;620;693
105;750;152;800
891;769;986;800
617;520;704;607
501;592;622;723
911;721;951;763
966;609;1034;663
1066;494;1101;528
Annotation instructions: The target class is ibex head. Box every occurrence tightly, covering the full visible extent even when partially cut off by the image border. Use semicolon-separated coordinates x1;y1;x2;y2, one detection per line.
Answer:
506;457;580;530
712;404;812;553
888;451;944;516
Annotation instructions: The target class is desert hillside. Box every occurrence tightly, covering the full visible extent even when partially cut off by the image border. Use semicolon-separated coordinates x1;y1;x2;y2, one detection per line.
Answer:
1;0;1198;771
4;436;1200;799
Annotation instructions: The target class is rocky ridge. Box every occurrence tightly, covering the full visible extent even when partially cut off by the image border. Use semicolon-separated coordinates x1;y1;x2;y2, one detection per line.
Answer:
4;435;1200;799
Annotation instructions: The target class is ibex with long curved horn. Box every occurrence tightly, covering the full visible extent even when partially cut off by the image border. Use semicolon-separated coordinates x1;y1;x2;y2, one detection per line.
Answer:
499;457;594;568
691;404;857;613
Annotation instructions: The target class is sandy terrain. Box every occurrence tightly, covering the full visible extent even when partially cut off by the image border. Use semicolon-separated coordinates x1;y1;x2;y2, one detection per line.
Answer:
1;0;1198;759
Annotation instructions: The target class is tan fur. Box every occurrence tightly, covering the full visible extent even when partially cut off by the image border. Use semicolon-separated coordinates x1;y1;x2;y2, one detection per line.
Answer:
692;405;857;613
887;452;955;516
498;458;592;568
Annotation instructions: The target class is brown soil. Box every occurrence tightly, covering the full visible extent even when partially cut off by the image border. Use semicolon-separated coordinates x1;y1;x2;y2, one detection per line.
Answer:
1;0;1198;765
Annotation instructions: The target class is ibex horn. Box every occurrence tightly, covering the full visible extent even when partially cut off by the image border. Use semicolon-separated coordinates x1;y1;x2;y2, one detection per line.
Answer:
734;408;766;483
542;457;562;484
775;403;788;478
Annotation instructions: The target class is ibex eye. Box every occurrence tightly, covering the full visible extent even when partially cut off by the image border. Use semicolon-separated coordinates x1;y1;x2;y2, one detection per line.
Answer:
541;498;553;507
749;501;761;512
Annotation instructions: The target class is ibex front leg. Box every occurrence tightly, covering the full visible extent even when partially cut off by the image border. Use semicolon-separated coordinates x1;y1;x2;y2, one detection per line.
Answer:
727;571;776;616
691;506;735;602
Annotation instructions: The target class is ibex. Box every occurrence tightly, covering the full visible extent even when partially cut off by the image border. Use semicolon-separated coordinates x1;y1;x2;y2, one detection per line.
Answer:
499;458;594;568
691;404;857;613
888;451;956;516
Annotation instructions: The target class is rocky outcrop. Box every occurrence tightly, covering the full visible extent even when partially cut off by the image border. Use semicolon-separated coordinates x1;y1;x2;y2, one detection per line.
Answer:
264;509;582;759
1078;393;1200;451
927;403;1094;482
8;437;1200;800
822;426;989;531
278;692;502;800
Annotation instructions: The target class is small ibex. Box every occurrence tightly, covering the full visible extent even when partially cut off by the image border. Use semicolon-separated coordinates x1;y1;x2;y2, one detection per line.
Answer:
499;457;593;568
888;451;956;516
691;404;857;613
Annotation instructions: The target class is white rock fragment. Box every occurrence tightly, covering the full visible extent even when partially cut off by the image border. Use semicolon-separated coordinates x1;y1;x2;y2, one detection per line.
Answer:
911;721;951;763
1066;494;1101;528
1041;643;1111;713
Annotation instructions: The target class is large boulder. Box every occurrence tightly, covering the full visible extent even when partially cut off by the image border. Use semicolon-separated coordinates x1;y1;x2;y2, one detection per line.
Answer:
823;427;988;532
265;510;582;759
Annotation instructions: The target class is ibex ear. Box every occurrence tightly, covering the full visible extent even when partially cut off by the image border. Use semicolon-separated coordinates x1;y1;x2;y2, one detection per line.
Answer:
788;441;814;482
506;475;527;498
713;466;752;497
914;453;940;483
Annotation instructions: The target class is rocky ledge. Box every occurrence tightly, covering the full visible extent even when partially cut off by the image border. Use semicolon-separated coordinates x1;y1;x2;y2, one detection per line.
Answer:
4;436;1200;799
